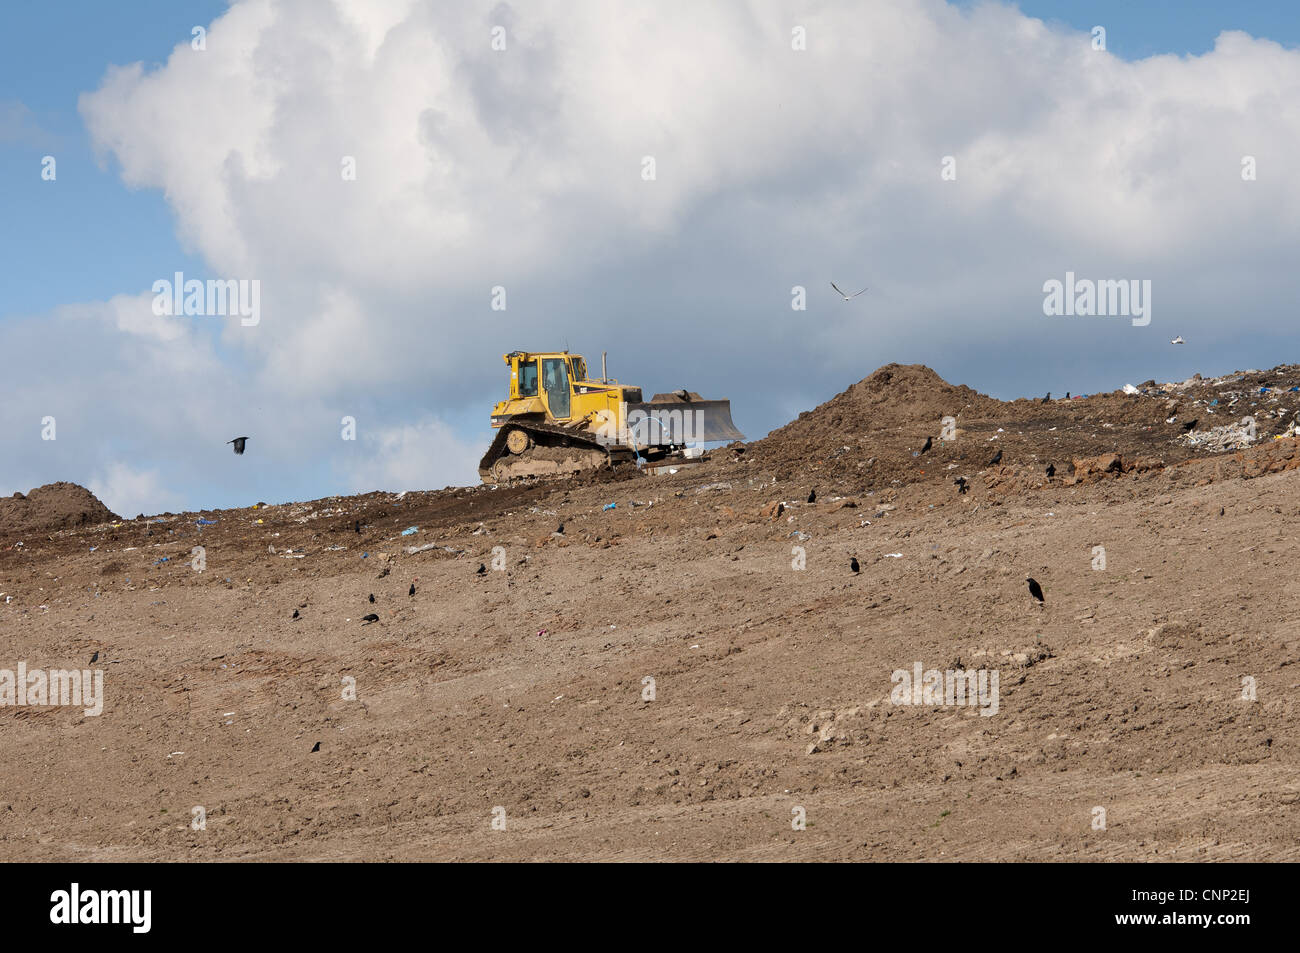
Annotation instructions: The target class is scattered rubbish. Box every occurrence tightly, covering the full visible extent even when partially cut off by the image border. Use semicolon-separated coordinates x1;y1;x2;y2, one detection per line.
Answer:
361;552;369;558
195;519;217;526
401;526;418;536
153;557;169;565
537;629;548;637
883;553;903;558
603;503;617;511
1123;384;1140;395
1180;420;1259;452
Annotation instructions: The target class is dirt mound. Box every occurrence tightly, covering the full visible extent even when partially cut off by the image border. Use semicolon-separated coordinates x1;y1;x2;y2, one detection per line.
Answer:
0;482;119;539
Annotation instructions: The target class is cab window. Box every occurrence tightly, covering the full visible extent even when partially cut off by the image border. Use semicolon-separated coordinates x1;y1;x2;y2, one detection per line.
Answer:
519;361;538;397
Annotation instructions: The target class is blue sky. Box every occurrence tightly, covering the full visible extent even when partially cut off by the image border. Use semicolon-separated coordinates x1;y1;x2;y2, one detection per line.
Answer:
3;1;1299;515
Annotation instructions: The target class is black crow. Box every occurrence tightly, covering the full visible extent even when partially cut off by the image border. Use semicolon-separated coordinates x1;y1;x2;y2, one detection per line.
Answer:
850;557;860;574
89;651;99;664
1041;392;1051;403
1065;392;1071;400
354;520;360;534
919;436;932;454
1182;418;1198;432
1026;576;1045;604
291;609;300;621
227;437;248;455
409;583;416;597
807;488;817;504
476;563;487;575
310;741;320;753
954;476;968;495
1045;463;1055;478
368;593;375;604
556;523;564;535
361;613;379;624
987;449;1002;467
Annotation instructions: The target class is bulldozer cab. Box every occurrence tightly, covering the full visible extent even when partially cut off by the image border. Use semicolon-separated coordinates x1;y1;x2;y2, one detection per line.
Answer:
541;357;570;418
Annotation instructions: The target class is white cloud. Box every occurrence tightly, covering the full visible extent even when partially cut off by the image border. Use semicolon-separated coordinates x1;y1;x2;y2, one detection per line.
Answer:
4;0;1297;511
344;417;481;492
89;462;185;518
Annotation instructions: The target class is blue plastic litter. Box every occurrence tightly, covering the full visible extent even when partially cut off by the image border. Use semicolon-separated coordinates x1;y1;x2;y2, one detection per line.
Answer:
361;552;368;558
196;518;217;526
153;558;169;564
401;526;418;536
603;503;616;511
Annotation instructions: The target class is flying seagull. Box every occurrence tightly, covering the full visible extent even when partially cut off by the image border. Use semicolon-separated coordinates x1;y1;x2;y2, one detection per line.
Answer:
227;436;248;455
830;281;868;301
1171;336;1185;345
1026;576;1045;604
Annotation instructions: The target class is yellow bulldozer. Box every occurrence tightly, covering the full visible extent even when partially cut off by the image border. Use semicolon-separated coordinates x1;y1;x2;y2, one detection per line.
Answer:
479;350;743;483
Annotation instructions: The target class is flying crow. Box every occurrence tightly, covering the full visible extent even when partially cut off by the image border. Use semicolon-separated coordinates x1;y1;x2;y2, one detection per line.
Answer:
1026;576;1045;604
227;437;248;455
830;281;868;301
987;449;1002;467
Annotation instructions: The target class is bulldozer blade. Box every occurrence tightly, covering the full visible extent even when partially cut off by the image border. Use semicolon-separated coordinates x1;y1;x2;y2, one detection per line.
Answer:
625;399;744;444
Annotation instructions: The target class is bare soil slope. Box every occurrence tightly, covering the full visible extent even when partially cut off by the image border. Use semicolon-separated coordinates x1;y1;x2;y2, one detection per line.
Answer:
1;366;1298;861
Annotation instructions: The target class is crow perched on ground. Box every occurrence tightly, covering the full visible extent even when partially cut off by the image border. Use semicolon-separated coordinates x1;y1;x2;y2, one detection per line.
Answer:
409;583;416;597
89;651;99;664
368;593;375;604
1046;463;1055;478
361;613;379;625
1026;576;1045;604
1065;392;1071;400
354;520;360;534
850;557;860;574
919;436;932;454
310;742;321;753
556;523;564;535
1182;418;1198;432
807;488;817;504
1041;392;1051;403
987;449;1002;467
954;476;969;495
227;437;248;455
291;609;300;621
476;563;487;575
